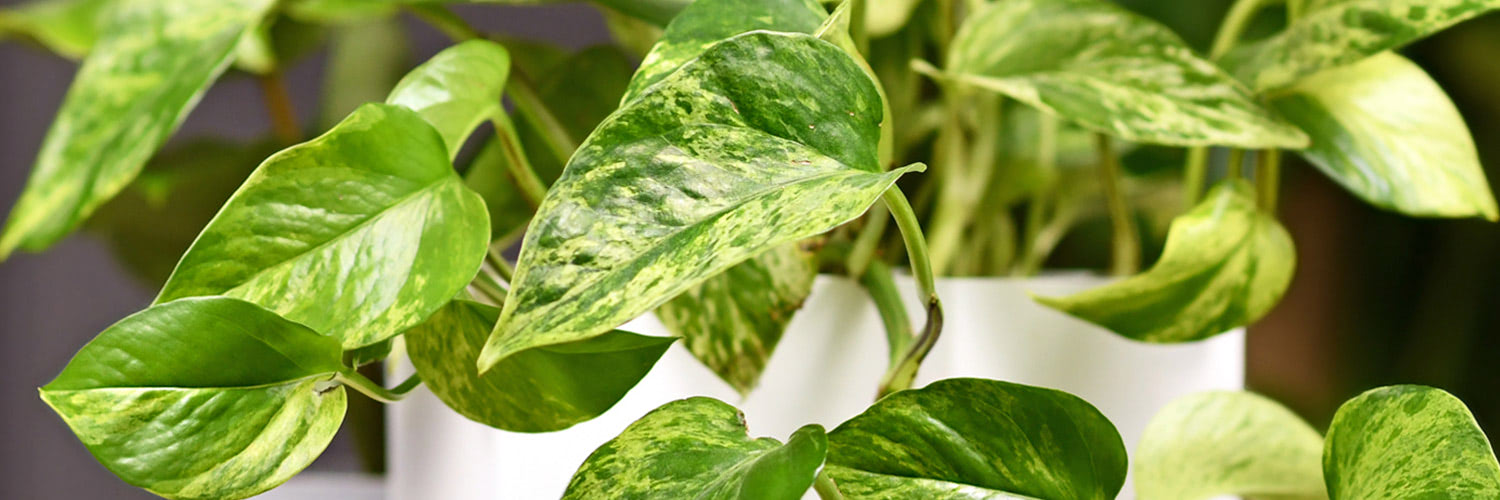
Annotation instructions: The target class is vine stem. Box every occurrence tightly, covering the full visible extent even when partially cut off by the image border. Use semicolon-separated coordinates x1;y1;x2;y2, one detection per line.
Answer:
876;186;943;398
490;112;550;207
1184;0;1270;207
335;370;422;404
407;5;482;41
486;246;516;282
845;201;889;278
1096;134;1139;277
849;0;868;55
861;260;913;366
258;73;301;144
1257;149;1282;214
814;469;846;500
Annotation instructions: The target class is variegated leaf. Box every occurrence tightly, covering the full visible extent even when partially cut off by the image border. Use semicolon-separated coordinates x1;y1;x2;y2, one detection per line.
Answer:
1324;385;1500;499
405;300;674;432
1272;52;1498;220
564;398;828;499
0;0;276;259
290;0;690;27
40;297;347;500
387;39;510;159
1219;0;1500;93
655;243;817;395
1036;180;1295;343
157;104;490;349
947;0;1307;148
825;378;1127;500
0;0;107;58
478;32;916;371
1135;392;1327;500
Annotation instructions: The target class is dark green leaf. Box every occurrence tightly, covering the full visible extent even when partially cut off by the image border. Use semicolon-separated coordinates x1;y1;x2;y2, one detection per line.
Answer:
405;300;674;432
0;0;107;58
157;104;490;349
1324;385;1500;499
564;397;828;499
40;297;346;500
826;378;1127;500
1036;180;1295;343
387;39;510;158
0;0;276;259
947;0;1307;148
1272;52;1498;220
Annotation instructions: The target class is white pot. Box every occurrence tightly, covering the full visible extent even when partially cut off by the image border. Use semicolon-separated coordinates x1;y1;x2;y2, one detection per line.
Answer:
389;273;1243;499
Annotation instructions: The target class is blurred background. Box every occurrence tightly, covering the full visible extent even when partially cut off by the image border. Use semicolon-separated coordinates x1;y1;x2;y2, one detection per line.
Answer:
0;1;1495;498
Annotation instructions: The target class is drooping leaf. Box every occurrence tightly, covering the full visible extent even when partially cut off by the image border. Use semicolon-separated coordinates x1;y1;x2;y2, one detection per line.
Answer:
1324;385;1500;500
825;378;1127;500
1135;392;1327;500
387;39;511;158
1272;52;1498;220
478;31;916;371
0;0;276;259
40;297;347;500
946;0;1307;148
655;243;817;395
563;398;828;500
0;0;107;58
1219;0;1500;93
405;300;674;432
157;104;490;349
1036;180;1295;343
320;15;410;129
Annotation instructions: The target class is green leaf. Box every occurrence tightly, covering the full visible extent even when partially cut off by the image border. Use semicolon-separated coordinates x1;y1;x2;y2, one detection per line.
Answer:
405;300;674;432
157;103;490;349
1219;0;1500;93
1324;385;1500;500
1036;180;1295;343
946;0;1307;148
478;31;916;371
1272;52;1498;220
386;39;511;159
0;0;107;58
825;378;1127;500
1135;391;1327;500
865;0;923;38
655;243;817;395
0;0;276;259
40;297;347;500
564;398;828;499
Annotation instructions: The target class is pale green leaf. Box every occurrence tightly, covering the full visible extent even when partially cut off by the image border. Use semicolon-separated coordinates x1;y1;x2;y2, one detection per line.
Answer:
865;0;922;37
1324;385;1500;500
0;0;107;58
320;15;409;129
1036;180;1295;343
387;39;511;159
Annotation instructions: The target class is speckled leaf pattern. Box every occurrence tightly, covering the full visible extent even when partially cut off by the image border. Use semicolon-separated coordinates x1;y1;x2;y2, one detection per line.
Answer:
563;398;828;499
0;0;275;259
826;378;1127;500
479;32;915;371
1272;52;1498;220
157;104;490;349
387;39;510;158
1219;0;1500;93
40;297;347;500
1036;180;1295;343
0;0;108;58
1324;385;1500;500
405;300;674;432
655;243;816;395
1135;392;1327;500
947;0;1307;148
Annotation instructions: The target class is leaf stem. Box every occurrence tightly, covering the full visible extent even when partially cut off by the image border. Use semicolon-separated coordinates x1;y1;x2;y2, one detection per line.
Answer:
486;246;515;283
813;469;846;500
1182;147;1209;208
1210;0;1267;59
490;112;550;208
258;73;301;144
336;370;422;404
877;186;943;398
1257;148;1281;214
860;260;914;366
1096;134;1139;277
846;202;890;278
406;5;483;42
1226;148;1246;179
507;73;579;167
472;267;508;305
849;0;868;55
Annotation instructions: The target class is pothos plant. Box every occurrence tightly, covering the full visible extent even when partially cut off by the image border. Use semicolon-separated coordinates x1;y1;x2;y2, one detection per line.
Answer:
3;0;1498;498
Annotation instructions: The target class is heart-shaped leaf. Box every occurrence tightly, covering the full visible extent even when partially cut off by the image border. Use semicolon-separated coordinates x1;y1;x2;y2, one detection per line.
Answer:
564;397;828;499
825;378;1127;500
0;0;107;58
1324;385;1500;499
0;0;275;259
405;300;675;432
1036;180;1295;343
157;103;490;349
1136;391;1327;500
946;0;1306;149
387;39;510;158
478;31;917;371
1219;0;1500;93
40;297;347;500
1272;52;1498;220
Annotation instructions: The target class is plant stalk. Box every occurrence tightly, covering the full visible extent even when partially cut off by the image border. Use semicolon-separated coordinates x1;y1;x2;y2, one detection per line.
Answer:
407;5;483;42
1226;149;1246;179
846;202;890;278
336;370;421;404
487;246;516;283
849;0;868;55
1210;0;1267;59
861;260;914;366
814;470;846;500
1257;148;1282;214
507;74;579;167
1182;147;1209;208
490;112;550;208
876;186;943;398
258;73;301;144
1096;134;1139;277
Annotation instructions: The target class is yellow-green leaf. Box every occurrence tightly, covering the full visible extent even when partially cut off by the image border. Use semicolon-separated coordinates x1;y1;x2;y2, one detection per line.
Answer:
387;39;511;158
1324;385;1500;500
0;0;107;58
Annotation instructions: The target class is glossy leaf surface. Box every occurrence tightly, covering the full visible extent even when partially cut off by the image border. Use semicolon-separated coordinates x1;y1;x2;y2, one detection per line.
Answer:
387;39;510;158
1036;180;1295;343
158;104;490;349
947;0;1306;148
1273;52;1498;220
405;300;674;433
1220;0;1500;93
41;297;346;500
564;397;828;499
1324;385;1500;499
480;31;916;370
0;0;106;58
826;378;1127;500
1135;392;1326;500
0;0;275;259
